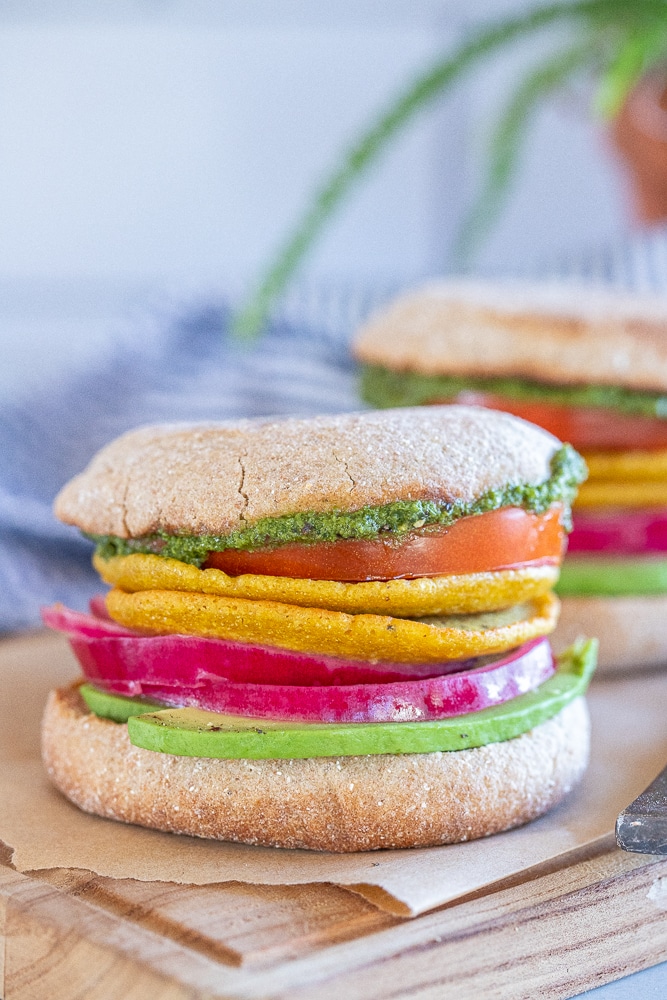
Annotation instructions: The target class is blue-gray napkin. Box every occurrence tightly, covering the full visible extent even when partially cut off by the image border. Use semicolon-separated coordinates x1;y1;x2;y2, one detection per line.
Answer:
0;301;360;632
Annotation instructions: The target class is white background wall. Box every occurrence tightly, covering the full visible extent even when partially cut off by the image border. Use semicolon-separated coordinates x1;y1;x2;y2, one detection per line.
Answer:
0;0;635;393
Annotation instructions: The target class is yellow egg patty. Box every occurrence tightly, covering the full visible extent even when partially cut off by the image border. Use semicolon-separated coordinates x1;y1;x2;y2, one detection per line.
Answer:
582;448;667;483
95;552;559;618
573;448;667;508
105;587;558;663
575;480;667;508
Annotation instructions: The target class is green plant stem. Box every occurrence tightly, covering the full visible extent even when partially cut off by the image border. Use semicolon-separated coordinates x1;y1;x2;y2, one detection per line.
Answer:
595;22;667;116
455;41;598;265
233;0;667;339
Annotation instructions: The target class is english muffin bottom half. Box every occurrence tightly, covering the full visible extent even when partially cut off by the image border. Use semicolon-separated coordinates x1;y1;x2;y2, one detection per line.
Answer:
43;405;595;851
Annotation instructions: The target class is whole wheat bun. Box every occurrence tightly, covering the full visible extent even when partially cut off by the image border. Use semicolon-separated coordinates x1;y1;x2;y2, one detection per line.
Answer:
353;279;667;392
54;406;560;539
41;684;590;853
554;594;667;674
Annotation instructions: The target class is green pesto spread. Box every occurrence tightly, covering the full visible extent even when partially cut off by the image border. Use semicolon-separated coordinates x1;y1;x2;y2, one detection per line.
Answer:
360;364;667;419
90;444;585;567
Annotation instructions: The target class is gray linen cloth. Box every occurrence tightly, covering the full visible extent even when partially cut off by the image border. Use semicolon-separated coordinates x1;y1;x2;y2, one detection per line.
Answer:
0;301;360;632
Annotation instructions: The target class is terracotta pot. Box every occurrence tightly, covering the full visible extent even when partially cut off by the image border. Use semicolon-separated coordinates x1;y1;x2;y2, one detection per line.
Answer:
612;72;667;223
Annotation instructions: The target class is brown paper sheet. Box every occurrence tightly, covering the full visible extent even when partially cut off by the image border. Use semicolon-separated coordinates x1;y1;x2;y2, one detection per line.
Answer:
2;631;666;917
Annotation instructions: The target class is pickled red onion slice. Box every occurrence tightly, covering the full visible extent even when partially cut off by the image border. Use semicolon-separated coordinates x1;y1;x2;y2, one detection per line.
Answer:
42;603;498;686
43;603;137;638
89;594;115;621
569;508;667;555
88;637;554;723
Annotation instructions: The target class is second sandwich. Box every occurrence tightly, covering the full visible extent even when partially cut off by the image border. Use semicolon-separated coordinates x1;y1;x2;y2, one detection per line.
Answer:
355;280;667;672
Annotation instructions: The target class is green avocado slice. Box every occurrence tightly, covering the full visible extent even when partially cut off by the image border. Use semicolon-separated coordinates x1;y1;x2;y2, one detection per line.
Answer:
78;640;597;760
79;686;168;723
557;556;667;596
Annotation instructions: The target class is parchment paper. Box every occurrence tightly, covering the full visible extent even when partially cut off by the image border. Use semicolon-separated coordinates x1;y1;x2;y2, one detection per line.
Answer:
2;631;666;917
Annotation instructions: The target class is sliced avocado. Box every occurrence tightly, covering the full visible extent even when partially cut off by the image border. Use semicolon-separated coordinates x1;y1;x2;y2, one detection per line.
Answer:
80;685;168;722
557;556;667;596
80;640;597;759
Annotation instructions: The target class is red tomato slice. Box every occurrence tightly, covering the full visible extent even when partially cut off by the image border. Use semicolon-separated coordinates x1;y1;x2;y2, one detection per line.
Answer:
448;391;667;451
204;505;565;582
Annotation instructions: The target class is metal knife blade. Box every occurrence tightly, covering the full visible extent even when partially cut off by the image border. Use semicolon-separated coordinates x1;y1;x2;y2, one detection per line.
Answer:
616;764;667;855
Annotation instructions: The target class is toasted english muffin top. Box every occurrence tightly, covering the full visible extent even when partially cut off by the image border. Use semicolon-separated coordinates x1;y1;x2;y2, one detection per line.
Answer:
353;280;667;392
54;406;561;539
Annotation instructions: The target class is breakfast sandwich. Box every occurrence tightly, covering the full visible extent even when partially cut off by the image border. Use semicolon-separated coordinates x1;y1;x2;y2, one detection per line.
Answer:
42;406;593;851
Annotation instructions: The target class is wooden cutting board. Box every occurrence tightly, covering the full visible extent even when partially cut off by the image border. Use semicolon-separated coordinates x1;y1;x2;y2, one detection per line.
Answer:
2;632;667;999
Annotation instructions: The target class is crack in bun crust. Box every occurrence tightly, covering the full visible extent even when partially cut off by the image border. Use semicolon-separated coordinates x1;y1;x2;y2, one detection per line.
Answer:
53;407;559;539
41;685;590;853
